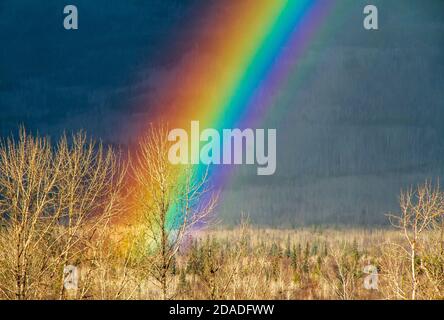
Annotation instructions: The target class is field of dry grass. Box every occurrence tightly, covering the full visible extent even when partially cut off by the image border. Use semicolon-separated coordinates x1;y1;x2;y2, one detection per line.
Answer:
34;224;439;301
1;221;443;300
141;226;441;300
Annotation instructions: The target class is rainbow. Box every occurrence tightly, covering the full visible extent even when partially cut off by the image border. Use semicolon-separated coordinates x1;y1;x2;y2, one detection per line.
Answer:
135;0;336;226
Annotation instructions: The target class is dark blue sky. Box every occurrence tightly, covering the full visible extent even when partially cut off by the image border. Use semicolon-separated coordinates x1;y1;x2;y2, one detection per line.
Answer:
1;0;443;141
1;0;444;225
0;0;204;141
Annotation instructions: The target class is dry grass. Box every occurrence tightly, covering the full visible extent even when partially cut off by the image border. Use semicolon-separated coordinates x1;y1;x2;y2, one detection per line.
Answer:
28;224;438;300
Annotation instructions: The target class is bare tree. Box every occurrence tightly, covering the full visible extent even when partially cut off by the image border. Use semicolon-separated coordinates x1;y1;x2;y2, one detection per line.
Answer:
55;132;126;299
196;217;249;300
0;129;60;299
131;124;218;299
325;243;359;300
388;180;444;299
0;129;126;299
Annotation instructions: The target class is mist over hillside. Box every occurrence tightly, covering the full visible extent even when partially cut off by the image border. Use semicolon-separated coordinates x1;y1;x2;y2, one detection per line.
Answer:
1;0;443;226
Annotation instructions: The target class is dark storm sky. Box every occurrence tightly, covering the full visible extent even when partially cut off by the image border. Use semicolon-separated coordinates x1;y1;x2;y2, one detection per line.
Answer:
0;0;205;141
1;0;444;225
